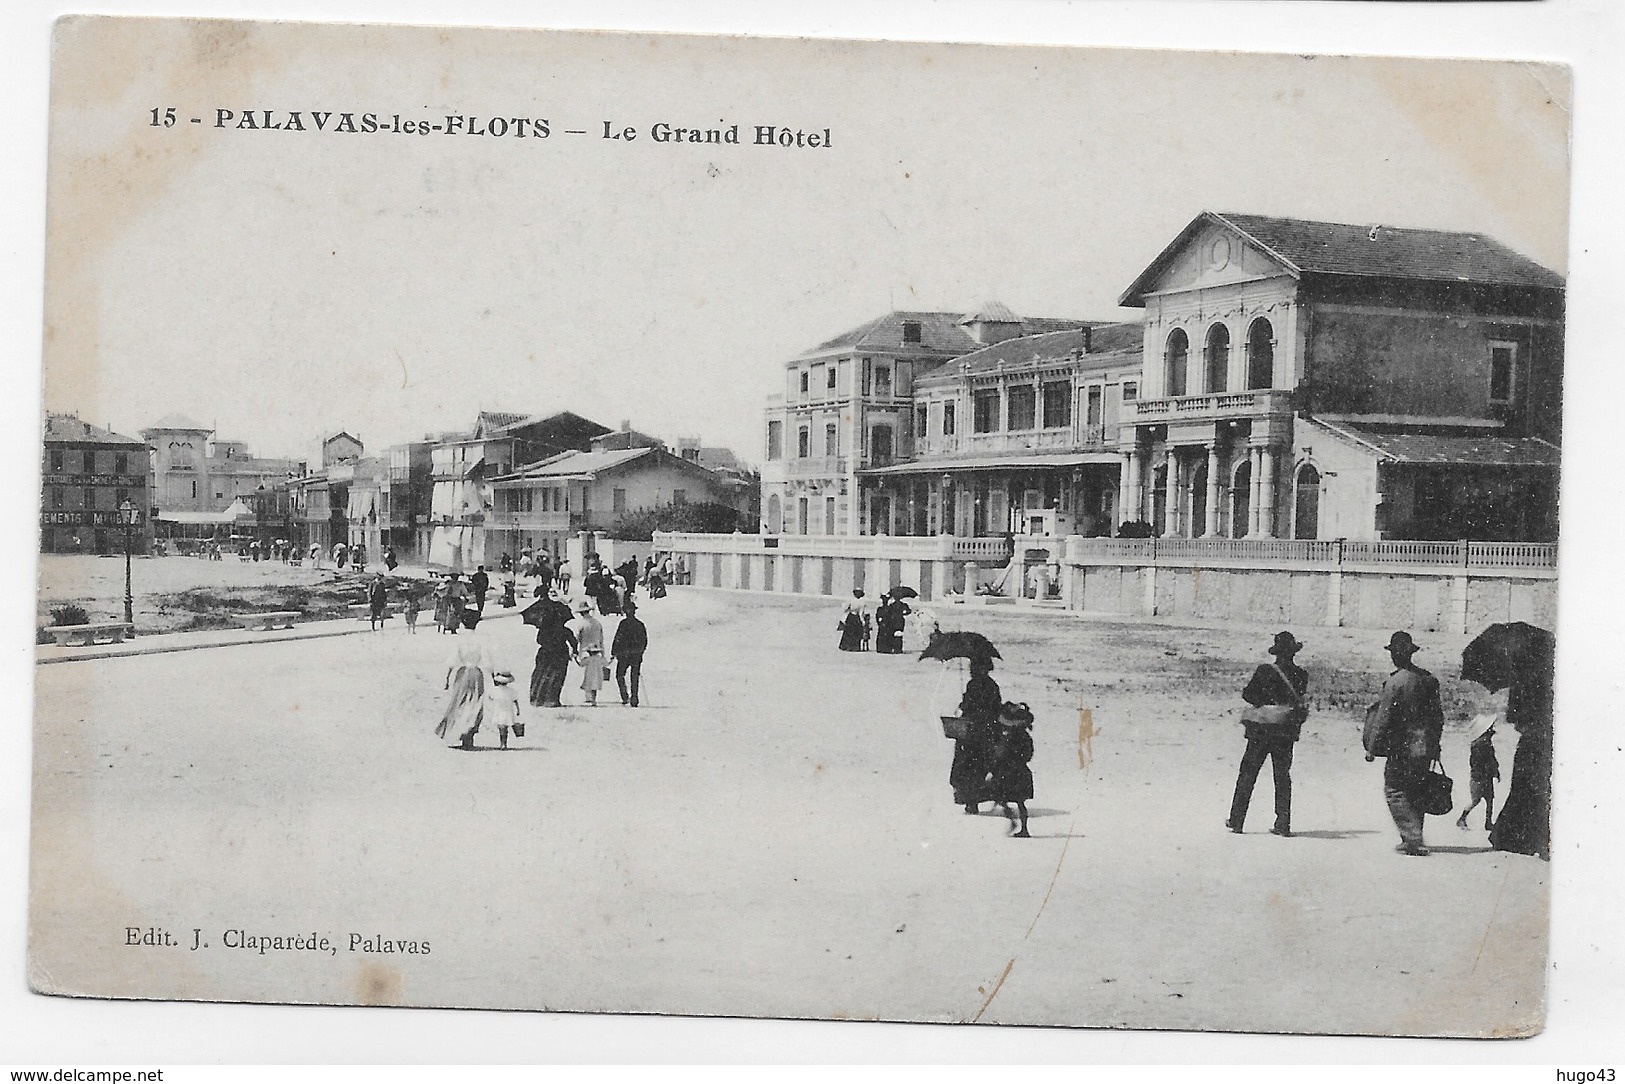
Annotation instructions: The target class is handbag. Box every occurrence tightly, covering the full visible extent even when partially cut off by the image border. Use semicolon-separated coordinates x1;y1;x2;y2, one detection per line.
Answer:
1420;758;1454;816
1240;663;1308;737
941;716;969;741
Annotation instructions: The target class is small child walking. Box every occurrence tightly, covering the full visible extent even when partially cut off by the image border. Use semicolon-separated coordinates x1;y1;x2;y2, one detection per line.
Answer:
1456;713;1501;831
988;701;1036;838
486;670;522;749
403;590;421;633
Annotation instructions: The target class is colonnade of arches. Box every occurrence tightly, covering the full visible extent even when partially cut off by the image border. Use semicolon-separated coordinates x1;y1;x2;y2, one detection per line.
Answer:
1162;316;1276;398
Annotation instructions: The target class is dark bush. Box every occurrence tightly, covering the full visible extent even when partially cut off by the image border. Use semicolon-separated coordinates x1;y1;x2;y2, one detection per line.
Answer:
609;501;743;541
49;603;91;626
1116;520;1154;539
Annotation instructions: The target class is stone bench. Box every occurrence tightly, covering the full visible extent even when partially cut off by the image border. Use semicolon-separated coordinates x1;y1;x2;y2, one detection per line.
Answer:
230;611;301;631
46;622;133;647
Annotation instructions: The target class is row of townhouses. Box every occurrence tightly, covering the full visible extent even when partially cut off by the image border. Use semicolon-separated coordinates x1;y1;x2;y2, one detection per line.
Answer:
760;211;1564;549
41;408;755;564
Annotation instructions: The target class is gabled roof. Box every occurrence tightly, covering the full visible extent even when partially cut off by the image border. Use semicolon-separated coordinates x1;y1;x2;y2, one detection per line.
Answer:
142;413;211;434
491;447;657;482
921;321;1143;382
1311;418;1562;467
45;414;146;447
799;309;1094;359
1120;211;1564;306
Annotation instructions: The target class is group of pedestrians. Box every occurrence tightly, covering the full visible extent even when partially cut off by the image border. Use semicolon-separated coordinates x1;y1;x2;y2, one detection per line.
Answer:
837;589;924;654
1225;627;1550;859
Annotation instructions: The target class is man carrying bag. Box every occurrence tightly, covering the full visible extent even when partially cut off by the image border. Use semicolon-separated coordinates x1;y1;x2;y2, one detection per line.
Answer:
1363;631;1447;856
1227;631;1309;837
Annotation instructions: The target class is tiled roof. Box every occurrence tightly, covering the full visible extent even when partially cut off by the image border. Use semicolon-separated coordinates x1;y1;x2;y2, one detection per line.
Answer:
490;447;655;482
1216;213;1564;290
1314;420;1562;467
45;414;146;446
477;410;533;433
923;321;1144;382
800;309;1094;358
1121;211;1564;306
958;301;1018;324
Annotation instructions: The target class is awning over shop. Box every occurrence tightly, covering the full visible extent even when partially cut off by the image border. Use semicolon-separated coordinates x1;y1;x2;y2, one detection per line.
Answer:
1311;419;1562;467
860;451;1124;477
428;525;471;571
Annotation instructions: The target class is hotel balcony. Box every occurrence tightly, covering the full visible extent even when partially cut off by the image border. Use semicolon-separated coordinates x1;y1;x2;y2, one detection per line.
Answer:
1129;388;1293;424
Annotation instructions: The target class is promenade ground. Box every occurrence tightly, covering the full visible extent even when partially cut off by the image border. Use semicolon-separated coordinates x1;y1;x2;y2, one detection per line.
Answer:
29;587;1547;1035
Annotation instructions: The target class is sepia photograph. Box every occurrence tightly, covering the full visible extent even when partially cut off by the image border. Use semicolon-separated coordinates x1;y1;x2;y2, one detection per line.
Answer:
8;0;1624;1066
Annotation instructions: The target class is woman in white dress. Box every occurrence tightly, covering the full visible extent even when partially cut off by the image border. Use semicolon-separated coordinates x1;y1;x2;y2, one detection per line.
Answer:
435;620;496;749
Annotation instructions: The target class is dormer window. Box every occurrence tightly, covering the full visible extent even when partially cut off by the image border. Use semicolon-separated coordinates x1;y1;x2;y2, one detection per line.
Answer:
902;320;922;344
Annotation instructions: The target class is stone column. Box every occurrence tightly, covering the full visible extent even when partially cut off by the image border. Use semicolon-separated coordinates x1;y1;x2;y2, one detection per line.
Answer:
1203;443;1222;537
1122;448;1141;524
1259;447;1278;539
1247;447;1264;537
1163;448;1181;537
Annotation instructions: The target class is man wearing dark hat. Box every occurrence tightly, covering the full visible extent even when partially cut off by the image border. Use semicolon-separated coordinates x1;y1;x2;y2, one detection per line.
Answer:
1364;631;1446;856
1227;631;1309;837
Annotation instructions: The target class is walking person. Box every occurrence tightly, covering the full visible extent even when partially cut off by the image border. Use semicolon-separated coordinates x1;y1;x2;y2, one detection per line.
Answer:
1456;713;1501;833
988;701;1036;837
1227;631;1309;837
950;657;1002;814
837;590;867;652
675;552;689;586
384;546;398;572
367;572;389;631
569;599;607;707
309;542;322;568
529;602;577;708
403;588;421;633
874;593;907;654
486;670;521;749
470;565;491;613
1363;631;1446;856
611;600;648;707
435;620;494;750
440;572;469;635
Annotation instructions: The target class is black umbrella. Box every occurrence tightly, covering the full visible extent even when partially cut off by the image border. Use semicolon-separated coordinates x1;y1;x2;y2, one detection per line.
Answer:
1461;622;1555;693
889;586;920;600
521;597;573;628
918;629;1002;664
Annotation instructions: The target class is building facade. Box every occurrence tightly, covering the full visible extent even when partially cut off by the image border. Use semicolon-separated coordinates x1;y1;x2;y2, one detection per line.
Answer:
762;214;1564;548
1117;212;1563;542
40;413;151;554
760;306;1096;537
141;414;307;541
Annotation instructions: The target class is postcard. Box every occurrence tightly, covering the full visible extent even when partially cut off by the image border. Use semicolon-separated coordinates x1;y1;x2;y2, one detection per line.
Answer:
30;15;1568;1037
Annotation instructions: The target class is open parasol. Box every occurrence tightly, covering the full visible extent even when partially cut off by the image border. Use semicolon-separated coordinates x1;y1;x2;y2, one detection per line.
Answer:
918;629;1001;665
1460;621;1555;693
889;586;920;600
521;596;574;628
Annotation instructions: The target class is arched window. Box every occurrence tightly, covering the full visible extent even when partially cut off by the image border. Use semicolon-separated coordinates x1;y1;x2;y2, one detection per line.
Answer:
1293;463;1321;540
1247;318;1275;390
765;493;782;534
1164;329;1189;398
1229;459;1252;538
1204;324;1230;394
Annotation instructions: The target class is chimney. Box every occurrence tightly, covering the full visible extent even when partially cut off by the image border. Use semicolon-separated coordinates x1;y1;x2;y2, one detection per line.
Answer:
1080;326;1093;353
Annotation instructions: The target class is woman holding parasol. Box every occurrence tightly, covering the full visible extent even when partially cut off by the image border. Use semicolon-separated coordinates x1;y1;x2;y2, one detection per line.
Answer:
1462;622;1553;860
923;630;1004;813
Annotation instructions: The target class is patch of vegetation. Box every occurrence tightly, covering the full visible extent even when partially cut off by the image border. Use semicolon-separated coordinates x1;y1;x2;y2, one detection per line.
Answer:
49;603;91;626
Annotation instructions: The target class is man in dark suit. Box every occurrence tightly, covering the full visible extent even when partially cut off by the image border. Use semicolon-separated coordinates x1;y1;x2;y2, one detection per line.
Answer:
470;565;491;613
1364;631;1446;856
1227;631;1308;837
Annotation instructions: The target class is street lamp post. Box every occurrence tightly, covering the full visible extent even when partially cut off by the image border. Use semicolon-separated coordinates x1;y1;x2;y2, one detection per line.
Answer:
118;498;137;635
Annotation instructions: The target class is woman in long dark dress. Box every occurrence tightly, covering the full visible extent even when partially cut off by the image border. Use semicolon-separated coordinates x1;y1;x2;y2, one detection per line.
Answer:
950;657;1002;813
1488;676;1552;860
874;595;907;654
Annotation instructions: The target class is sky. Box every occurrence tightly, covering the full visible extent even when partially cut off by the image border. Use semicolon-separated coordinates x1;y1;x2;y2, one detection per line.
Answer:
39;20;1570;468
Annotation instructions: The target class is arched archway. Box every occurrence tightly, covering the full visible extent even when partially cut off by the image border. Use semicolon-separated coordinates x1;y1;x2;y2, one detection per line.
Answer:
1293;462;1321;539
1204;324;1230;394
1164;329;1189;398
765;493;782;534
1228;459;1252;538
1246;318;1275;390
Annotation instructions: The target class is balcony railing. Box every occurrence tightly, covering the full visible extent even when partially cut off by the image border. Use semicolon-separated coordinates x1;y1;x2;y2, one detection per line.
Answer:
961;425;1108;454
1129;388;1293;423
489;511;582;531
1064;536;1556;572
